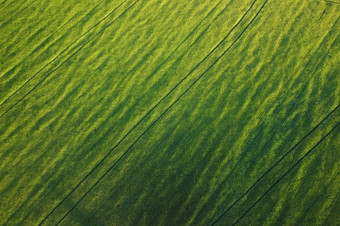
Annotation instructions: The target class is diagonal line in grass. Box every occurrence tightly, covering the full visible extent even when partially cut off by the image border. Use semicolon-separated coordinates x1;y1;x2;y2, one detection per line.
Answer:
0;0;110;79
53;1;269;224
324;0;340;5
39;1;260;224
36;1;141;225
232;121;340;225
210;103;340;226
0;0;131;118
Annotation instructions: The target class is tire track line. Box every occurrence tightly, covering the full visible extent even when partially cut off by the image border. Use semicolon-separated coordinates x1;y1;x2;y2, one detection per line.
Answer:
324;0;340;5
36;2;140;225
38;1;254;224
0;0;129;117
53;1;268;224
232;121;340;225
0;0;108;80
210;103;340;225
317;10;326;25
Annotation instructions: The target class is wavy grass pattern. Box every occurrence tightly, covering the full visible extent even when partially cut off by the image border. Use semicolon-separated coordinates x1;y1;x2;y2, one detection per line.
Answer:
0;0;339;225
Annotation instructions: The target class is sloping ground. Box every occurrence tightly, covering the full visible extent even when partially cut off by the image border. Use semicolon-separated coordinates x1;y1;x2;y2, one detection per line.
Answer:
0;0;339;225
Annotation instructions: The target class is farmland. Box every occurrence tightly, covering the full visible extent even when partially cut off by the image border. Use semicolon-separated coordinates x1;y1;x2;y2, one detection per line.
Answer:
0;0;339;225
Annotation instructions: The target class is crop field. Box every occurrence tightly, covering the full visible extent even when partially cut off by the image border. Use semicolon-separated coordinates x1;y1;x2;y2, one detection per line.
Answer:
0;0;339;225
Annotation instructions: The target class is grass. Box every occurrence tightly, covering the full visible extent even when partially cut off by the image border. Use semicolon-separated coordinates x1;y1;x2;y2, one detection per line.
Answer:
0;0;339;225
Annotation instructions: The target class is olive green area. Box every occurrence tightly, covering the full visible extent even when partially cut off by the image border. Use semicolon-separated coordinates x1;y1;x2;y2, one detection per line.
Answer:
0;0;339;225
235;126;340;226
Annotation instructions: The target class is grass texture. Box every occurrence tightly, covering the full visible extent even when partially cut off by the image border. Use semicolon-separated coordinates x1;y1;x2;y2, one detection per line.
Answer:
0;0;339;225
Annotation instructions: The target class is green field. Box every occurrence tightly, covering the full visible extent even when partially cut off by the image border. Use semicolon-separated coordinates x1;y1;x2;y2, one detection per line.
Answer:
0;0;339;225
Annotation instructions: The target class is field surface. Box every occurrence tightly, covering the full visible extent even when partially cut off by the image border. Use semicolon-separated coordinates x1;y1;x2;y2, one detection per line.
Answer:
0;0;339;225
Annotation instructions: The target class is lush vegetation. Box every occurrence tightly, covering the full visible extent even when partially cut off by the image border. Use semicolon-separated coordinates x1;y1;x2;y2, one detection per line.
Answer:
0;0;339;225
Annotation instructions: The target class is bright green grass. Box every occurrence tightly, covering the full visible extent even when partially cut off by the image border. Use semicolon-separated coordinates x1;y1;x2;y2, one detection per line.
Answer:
0;0;339;225
0;0;127;102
